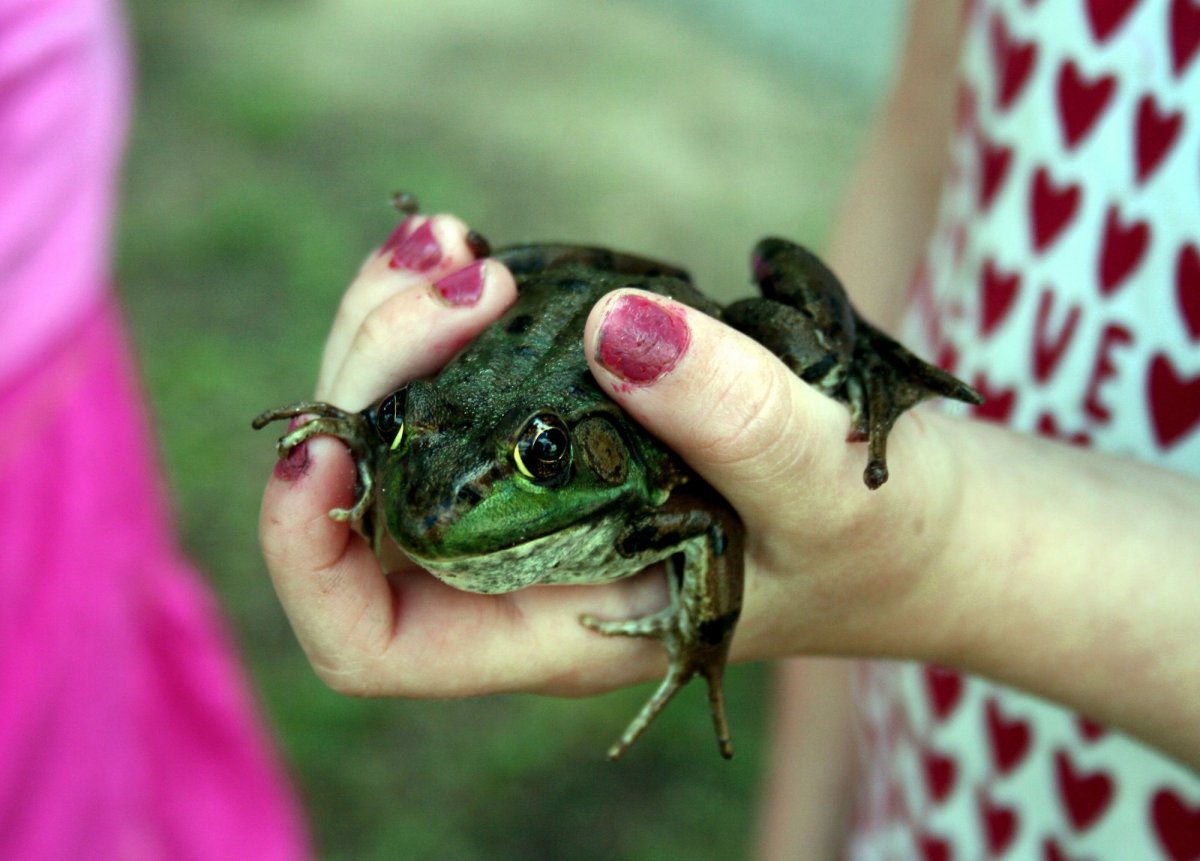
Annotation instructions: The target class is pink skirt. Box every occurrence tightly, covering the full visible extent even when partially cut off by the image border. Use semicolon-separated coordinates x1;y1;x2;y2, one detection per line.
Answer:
0;299;309;859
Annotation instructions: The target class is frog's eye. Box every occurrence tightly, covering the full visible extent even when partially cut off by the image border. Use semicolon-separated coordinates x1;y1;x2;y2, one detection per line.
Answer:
370;388;406;450
513;413;571;483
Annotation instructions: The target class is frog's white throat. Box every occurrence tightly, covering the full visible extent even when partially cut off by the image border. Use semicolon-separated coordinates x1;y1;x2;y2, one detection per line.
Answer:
400;519;667;595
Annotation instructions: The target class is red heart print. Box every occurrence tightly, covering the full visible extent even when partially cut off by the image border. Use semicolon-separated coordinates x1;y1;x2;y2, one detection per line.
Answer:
922;746;958;803
1057;61;1116;149
919;832;952;861
1077;716;1107;742
936;342;961;376
1135;95;1184;184
1037;413;1092;446
973;373;1018;423
1177;243;1200;341
925;665;965;722
1043;837;1091;861
1171;0;1200;76
1055;749;1114;832
951;222;969;268
1033;287;1082;383
886;701;911;747
1151;789;1200;861
1085;0;1138;42
885;778;909;823
1031;167;1082;253
978;134;1014;210
978;790;1019;855
985;697;1032;774
990;12;1038;110
1098;204;1150;295
1148;353;1200;448
957;80;978;134
981;257;1021;336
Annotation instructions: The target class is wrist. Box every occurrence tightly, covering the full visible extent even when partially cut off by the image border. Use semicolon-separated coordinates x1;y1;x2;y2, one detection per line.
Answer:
736;405;972;663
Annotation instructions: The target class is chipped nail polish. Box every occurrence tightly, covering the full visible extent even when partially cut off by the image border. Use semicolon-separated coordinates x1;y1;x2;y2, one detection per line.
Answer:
274;440;310;482
433;261;486;307
381;217;418;255
389;220;443;272
595;294;690;384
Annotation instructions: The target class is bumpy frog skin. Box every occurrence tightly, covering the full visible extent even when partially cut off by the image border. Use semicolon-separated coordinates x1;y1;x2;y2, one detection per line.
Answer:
254;211;981;761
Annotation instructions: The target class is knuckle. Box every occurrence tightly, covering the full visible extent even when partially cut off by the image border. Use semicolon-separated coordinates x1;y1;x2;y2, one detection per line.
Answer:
698;354;802;474
313;660;375;697
354;299;409;359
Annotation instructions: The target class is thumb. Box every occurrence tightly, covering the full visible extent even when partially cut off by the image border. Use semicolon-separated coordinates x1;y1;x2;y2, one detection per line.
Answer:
582;289;862;530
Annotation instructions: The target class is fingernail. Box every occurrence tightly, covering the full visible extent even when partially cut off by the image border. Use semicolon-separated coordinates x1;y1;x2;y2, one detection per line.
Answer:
274;416;311;481
274;440;311;481
595;294;690;385
432;260;486;307
465;229;491;258
389;220;443;272
380;216;418;255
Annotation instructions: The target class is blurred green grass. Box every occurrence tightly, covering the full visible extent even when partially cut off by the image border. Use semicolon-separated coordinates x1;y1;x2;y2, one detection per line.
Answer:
115;1;877;857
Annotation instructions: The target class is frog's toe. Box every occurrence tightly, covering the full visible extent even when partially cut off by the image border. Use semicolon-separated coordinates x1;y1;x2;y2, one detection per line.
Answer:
864;457;889;490
579;606;673;639
606;661;689;761
329;458;375;522
701;662;734;759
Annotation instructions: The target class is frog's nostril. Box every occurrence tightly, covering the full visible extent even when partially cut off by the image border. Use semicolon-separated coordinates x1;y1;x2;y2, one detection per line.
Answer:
454;483;484;507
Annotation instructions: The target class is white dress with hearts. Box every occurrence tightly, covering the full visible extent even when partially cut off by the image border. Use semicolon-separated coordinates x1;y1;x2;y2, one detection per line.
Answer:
847;1;1200;858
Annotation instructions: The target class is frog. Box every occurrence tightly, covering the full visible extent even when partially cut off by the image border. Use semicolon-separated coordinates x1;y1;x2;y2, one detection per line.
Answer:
253;208;981;761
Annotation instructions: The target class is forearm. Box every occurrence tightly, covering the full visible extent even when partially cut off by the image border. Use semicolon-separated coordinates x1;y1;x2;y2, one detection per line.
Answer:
917;417;1200;767
824;0;962;328
754;658;856;861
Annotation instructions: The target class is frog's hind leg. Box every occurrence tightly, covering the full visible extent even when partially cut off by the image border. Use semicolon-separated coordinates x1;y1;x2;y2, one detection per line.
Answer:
848;319;983;488
731;238;982;489
580;561;735;761
581;497;743;761
581;590;697;761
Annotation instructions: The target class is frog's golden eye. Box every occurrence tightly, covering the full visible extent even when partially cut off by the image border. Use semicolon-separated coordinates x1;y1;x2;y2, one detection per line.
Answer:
370;388;406;450
513;413;571;483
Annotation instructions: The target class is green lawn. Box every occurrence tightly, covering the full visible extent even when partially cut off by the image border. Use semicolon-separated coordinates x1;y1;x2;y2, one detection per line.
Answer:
116;1;874;856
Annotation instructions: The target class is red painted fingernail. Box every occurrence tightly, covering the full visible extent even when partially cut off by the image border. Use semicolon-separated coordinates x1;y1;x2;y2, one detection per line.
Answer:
274;416;312;481
381;216;418;254
389;220;443;272
432;260;486;307
595;294;690;385
274;440;310;481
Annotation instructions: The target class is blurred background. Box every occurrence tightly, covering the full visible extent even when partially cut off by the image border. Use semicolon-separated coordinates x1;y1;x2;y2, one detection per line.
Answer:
116;0;904;857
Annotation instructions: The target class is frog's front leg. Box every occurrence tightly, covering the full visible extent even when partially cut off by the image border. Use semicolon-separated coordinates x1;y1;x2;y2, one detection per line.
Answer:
251;401;376;521
580;492;744;760
725;238;982;489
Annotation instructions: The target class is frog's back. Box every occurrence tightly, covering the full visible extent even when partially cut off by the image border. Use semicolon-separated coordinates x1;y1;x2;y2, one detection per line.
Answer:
433;252;719;425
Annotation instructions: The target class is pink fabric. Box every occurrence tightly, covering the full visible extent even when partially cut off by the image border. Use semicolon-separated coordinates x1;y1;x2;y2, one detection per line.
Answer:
0;301;310;859
0;0;127;383
0;0;309;856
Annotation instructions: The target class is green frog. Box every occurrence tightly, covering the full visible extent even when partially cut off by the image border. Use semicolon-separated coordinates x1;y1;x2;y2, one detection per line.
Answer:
254;226;980;760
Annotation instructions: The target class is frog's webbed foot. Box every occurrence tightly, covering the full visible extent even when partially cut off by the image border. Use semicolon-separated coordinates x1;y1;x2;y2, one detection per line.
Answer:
581;498;743;761
730;237;982;489
251;401;375;521
846;319;983;489
580;577;734;762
